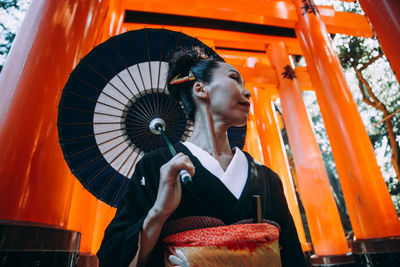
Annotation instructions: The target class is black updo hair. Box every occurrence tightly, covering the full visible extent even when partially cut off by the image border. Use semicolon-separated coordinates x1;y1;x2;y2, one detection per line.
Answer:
167;47;222;121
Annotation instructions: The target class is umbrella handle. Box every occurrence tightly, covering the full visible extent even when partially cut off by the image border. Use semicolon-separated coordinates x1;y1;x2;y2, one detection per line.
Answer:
155;123;193;185
179;170;192;184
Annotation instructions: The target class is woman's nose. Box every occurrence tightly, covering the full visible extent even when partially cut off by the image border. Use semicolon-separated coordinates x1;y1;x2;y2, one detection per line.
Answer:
243;87;251;99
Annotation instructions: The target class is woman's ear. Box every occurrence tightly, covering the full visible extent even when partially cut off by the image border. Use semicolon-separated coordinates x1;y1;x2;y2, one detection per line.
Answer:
193;81;208;101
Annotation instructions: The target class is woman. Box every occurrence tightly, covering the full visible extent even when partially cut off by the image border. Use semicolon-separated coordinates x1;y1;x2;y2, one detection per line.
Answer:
97;47;306;267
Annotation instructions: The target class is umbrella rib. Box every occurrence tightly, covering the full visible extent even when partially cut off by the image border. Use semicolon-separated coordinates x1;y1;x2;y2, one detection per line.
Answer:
125;105;153;123
61;128;121;143
75;138;128;173
115;37;145;100
69;132;127;159
75;76;127;107
157;30;164;91
108;38;155;122
90;143;133;191
161;96;179;119
128;36;147;92
110;149;142;205
143;92;157;119
81;61;131;102
126;150;142;178
60;106;121;118
64;90;125;113
154;93;160;119
144;29;153;93
65;81;153;123
155;31;165;116
162;101;182;123
112;178;127;206
163;31;182;93
58;122;121;127
93;49;136;101
127;36;158;118
109;38;138;99
98;171;119;199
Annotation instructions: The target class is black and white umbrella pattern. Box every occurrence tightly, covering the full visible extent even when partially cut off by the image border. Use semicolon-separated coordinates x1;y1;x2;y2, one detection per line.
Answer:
57;28;247;207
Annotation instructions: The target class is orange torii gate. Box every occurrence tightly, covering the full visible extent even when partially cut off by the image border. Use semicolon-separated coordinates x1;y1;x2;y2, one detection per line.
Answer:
0;0;399;266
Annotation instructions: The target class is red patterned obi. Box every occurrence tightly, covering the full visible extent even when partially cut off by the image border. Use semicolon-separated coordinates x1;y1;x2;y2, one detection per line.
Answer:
162;217;282;267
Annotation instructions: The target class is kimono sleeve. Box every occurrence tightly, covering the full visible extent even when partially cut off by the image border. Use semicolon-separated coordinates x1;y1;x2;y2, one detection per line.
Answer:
270;172;307;267
97;156;158;267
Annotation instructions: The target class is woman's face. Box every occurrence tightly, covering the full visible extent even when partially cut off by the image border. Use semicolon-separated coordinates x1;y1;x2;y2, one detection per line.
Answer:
203;62;251;126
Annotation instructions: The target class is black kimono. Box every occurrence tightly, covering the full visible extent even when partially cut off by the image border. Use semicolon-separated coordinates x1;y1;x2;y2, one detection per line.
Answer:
97;142;306;267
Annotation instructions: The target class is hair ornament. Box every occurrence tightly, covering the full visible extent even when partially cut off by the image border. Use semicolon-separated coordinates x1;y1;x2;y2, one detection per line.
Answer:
169;71;196;85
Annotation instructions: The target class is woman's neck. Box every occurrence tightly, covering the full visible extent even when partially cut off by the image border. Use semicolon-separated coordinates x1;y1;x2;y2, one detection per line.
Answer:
188;105;234;170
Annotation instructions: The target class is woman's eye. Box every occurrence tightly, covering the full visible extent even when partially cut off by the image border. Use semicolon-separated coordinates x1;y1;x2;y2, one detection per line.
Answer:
231;75;240;82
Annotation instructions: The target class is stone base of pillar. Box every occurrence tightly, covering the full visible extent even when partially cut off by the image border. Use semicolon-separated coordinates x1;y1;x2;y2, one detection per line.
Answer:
77;253;98;267
309;253;356;267
0;220;80;267
350;237;400;267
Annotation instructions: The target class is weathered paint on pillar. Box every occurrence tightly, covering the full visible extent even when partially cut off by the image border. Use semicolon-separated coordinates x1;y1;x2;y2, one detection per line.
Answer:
0;0;111;226
268;42;349;255
358;0;400;82
250;86;308;251
292;0;400;239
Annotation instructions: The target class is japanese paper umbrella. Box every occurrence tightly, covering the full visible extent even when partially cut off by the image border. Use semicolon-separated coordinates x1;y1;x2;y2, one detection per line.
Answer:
57;28;247;207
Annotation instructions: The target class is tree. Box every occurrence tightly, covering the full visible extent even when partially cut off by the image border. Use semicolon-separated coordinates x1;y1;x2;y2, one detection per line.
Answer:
310;0;400;214
337;36;400;182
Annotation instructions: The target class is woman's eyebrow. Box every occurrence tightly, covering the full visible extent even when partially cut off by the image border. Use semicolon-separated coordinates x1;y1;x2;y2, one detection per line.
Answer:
229;69;245;85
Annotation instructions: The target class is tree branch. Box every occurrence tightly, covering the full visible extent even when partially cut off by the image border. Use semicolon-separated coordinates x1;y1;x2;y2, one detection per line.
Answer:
359;50;384;72
357;79;376;107
354;68;387;113
372;108;400;128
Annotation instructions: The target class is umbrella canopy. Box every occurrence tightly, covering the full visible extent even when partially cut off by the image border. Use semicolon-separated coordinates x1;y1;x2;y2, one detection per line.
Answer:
58;28;246;207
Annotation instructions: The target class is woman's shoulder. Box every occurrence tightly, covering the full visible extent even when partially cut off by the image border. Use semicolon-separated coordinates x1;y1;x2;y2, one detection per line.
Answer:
241;150;282;183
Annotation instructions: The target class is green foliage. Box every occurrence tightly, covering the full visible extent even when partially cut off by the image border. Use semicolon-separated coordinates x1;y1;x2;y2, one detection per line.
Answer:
337;37;382;70
0;0;18;9
0;0;28;72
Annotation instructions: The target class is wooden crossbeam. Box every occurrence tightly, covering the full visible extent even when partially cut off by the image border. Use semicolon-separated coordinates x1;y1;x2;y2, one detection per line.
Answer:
122;23;304;55
233;65;312;91
125;0;372;37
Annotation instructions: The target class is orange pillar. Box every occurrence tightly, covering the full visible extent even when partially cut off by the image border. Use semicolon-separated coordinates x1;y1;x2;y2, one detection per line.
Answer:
250;86;309;251
268;42;350;260
67;181;100;264
292;0;400;260
358;0;400;82
67;181;116;265
66;2;126;265
0;0;113;265
0;0;110;227
244;104;264;164
91;202;116;253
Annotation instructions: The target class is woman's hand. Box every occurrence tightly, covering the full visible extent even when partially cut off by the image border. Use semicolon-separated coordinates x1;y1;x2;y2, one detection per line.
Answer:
152;153;195;217
132;153;195;266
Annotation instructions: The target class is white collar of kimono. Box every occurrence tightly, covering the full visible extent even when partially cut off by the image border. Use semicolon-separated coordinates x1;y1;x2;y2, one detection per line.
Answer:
182;141;248;199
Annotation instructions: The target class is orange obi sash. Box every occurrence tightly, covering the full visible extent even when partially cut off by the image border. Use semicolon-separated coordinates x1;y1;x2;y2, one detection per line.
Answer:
162;217;282;267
